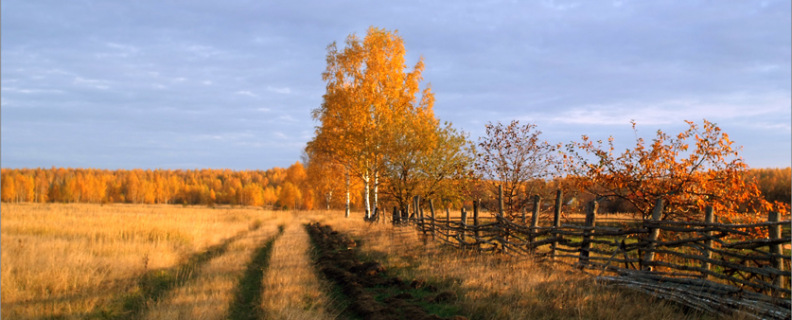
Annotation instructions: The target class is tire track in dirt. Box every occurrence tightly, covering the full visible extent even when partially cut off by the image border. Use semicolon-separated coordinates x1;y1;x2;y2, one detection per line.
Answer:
306;223;468;320
91;225;264;320
142;223;282;320
260;221;337;319
227;225;284;320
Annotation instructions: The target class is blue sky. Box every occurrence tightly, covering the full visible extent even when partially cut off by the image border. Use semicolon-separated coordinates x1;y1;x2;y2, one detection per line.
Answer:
2;0;790;169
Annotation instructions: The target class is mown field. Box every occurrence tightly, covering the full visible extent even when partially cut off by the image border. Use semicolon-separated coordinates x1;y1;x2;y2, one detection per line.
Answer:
2;203;745;319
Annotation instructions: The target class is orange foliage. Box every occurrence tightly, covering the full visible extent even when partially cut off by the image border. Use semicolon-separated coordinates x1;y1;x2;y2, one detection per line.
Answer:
564;120;775;222
0;166;334;210
305;153;350;210
307;27;471;215
277;182;301;210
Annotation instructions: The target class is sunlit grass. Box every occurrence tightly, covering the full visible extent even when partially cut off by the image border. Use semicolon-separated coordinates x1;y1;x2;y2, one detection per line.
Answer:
1;203;759;319
0;203;271;319
317;210;733;319
259;214;337;320
142;221;282;320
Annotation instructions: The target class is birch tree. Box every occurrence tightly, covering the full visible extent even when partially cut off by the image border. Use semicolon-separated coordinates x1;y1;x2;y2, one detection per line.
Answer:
308;27;432;219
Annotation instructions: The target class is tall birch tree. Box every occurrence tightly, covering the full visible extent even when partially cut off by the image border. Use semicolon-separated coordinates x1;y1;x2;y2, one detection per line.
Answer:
308;27;433;219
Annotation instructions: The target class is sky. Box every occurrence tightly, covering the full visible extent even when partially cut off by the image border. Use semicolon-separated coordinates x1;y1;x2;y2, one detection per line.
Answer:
2;0;790;170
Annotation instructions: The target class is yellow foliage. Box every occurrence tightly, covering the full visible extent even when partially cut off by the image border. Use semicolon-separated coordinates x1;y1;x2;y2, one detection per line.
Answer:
277;182;302;210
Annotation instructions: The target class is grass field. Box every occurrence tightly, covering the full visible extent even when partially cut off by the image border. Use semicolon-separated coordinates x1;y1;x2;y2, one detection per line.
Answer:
1;203;276;319
320;214;731;320
1;203;749;319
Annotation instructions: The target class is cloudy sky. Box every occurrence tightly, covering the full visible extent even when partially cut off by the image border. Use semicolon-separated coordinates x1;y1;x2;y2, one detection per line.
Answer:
2;0;790;170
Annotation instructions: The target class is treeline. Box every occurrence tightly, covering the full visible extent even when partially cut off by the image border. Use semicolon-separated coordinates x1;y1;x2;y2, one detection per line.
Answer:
1;166;788;212
1;164;322;209
744;167;791;204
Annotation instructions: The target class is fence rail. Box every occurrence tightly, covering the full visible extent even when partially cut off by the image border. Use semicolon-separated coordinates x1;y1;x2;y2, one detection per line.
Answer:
396;188;791;320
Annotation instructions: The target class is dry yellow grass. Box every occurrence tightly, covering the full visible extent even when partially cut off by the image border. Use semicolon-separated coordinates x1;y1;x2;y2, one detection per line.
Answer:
259;214;337;320
143;219;283;320
1;203;745;320
0;203;273;319
318;210;724;320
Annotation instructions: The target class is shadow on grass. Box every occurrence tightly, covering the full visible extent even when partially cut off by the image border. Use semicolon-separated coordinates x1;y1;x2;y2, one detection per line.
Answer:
305;223;465;320
89;226;259;320
227;225;284;320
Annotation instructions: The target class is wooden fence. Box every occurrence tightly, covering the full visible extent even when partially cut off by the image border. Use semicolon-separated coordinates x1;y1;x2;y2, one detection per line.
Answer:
396;187;791;320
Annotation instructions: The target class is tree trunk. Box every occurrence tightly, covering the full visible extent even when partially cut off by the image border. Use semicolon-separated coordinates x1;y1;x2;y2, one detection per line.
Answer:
373;170;379;217
326;191;332;210
345;170;350;218
364;171;371;219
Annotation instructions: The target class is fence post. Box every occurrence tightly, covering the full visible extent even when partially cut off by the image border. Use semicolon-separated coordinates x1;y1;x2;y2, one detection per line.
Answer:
446;207;450;242
429;199;436;239
415;195;423;233
531;195;541;245
420;208;426;235
551;189;562;260
393;206;400;224
642;198;664;271
579;200;598;265
498;185;509;253
460;207;467;248
498;185;505;217
768;211;782;292
701;206;714;278
473;200;480;251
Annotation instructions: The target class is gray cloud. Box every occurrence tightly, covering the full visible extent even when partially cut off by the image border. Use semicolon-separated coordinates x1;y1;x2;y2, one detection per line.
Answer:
2;0;789;169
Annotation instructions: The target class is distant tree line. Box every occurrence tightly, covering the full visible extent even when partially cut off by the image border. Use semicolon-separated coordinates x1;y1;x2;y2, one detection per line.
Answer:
2;165;785;214
1;164;325;210
743;167;791;204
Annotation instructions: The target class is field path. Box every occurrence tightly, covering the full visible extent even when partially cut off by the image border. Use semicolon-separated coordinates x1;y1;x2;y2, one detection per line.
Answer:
260;219;337;320
142;223;282;320
306;222;466;320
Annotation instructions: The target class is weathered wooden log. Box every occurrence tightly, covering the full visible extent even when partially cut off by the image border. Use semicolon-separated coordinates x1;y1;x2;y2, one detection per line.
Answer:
498;185;505;217
416;196;425;234
498;185;509;253
445;207;450;242
645;224;753;235
530;195;540;247
525;237;564;249
645;219;790;229
722;238;791;250
392;206;400;224
460;207;467;246
701;206;714;279
598;273;791;320
473;200;480;251
579;200;599;265
645;258;791;295
551;189;562;260
642;198;664;271
429;199;436;239
706;242;791;261
768;211;783;292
